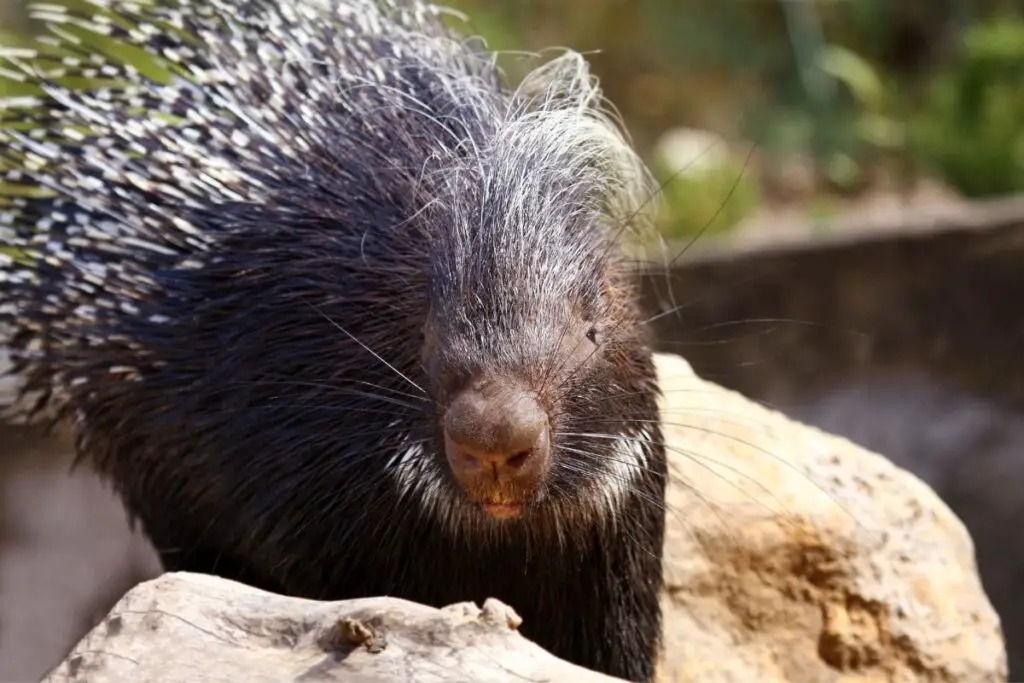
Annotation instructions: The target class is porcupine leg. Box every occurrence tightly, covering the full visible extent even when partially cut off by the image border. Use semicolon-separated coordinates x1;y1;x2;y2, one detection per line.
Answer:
574;490;664;682
494;487;665;682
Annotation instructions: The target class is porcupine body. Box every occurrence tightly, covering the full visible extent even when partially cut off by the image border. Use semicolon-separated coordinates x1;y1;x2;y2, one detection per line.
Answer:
0;0;667;680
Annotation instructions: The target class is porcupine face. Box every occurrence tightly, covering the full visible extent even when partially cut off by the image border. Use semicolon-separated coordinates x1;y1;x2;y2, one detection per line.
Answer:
407;78;665;528
421;243;661;527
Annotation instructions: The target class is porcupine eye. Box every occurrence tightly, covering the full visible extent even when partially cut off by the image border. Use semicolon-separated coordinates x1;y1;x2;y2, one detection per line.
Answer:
583;293;603;346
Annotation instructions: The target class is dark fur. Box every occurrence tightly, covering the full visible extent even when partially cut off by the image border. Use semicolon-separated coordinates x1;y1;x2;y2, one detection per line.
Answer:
0;1;667;679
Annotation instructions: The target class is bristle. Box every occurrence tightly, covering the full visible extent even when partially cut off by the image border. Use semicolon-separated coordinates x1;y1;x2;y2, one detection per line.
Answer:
1;0;653;423
0;0;661;528
1;0;470;406
0;7;667;678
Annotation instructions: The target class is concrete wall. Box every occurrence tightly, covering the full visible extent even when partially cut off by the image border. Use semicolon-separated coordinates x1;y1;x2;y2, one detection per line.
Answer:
640;219;1024;410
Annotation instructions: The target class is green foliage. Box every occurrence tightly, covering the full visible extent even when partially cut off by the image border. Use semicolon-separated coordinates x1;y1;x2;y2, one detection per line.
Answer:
807;43;910;192
819;44;904;153
910;16;1024;197
651;131;759;240
655;161;759;240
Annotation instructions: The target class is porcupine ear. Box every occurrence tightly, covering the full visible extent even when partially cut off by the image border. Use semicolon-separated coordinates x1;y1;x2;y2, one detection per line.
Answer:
508;49;659;249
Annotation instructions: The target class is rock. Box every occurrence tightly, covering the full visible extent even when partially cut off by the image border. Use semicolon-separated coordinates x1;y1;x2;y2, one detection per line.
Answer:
788;376;1024;678
653;353;1006;682
24;352;1008;682
41;571;626;683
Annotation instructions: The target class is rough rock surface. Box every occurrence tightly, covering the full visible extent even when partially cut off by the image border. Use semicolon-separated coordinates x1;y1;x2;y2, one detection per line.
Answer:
789;376;1024;679
653;353;1006;682
9;352;1008;682
42;571;625;683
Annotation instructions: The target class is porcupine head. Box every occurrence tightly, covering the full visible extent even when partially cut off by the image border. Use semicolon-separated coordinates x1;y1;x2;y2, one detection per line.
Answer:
0;0;666;563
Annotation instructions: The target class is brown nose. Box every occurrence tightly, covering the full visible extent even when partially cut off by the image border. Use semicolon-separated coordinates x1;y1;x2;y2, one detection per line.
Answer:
443;379;551;504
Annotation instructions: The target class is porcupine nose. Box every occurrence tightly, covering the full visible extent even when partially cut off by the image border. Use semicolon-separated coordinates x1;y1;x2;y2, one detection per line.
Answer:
443;380;551;519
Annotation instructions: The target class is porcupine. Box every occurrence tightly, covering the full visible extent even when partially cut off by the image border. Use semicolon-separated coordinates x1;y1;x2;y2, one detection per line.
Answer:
0;0;668;679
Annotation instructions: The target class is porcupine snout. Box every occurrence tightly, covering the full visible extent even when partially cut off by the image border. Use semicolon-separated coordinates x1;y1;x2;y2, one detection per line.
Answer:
443;377;552;520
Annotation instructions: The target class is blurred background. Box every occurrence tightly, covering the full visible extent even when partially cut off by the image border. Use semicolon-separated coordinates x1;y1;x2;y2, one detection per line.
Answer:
2;0;1024;680
453;0;1024;241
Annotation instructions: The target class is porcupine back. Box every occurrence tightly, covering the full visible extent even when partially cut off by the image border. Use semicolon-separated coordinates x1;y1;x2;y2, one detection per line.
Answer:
0;0;667;680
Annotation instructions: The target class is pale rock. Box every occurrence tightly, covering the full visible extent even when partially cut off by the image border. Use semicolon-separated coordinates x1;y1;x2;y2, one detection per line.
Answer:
41;572;625;683
652;352;1006;682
